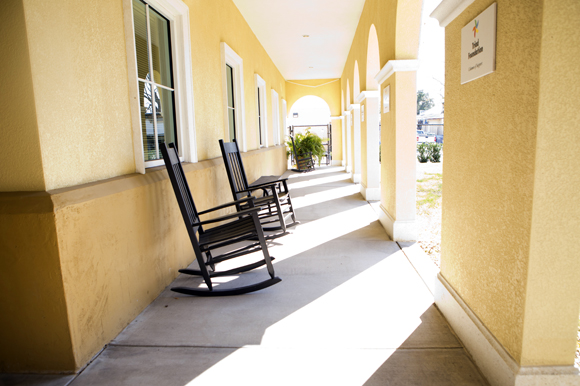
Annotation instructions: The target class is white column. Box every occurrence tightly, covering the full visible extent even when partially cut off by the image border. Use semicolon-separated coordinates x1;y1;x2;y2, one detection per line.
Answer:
343;110;352;173
356;91;380;200
348;104;361;183
375;59;419;241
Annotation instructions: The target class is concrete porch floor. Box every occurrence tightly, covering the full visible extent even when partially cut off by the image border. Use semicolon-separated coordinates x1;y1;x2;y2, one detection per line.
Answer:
2;166;488;386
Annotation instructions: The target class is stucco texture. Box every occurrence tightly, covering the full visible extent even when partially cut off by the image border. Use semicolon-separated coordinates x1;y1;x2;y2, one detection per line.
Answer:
441;0;542;363
520;0;580;366
22;0;136;191
0;0;46;191
187;0;287;160
0;196;75;372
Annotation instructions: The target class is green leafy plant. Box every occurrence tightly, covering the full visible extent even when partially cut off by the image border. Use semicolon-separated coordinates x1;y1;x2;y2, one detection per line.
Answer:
417;142;430;163
429;143;442;163
286;128;327;166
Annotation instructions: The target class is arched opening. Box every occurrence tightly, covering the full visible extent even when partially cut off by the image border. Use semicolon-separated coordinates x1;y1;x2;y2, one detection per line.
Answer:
362;24;382;201
366;25;380;91
288;95;332;167
288;95;331;129
353;61;360;99
341;89;345;112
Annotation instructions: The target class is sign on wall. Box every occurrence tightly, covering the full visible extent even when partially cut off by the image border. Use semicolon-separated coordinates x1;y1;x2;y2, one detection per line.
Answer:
461;2;497;84
361;105;365;122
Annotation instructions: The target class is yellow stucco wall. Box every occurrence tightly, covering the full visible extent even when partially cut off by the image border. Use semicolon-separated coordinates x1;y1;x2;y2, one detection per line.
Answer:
0;0;290;372
188;0;286;159
520;0;580;366
285;79;342;161
22;0;136;191
0;195;75;372
0;0;46;191
441;0;542;363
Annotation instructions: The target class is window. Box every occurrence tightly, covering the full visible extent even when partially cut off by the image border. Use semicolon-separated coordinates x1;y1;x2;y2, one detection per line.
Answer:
226;64;236;141
124;0;196;172
255;74;267;147
221;42;246;151
133;0;176;162
271;89;280;145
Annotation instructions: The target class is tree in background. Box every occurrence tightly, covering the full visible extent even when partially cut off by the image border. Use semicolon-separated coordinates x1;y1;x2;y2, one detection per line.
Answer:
417;90;434;114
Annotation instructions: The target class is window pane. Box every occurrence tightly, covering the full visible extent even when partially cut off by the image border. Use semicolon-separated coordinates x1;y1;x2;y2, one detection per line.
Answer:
140;82;157;161
228;108;236;140
257;88;262;145
226;65;234;108
149;7;173;88
133;0;150;80
156;87;176;149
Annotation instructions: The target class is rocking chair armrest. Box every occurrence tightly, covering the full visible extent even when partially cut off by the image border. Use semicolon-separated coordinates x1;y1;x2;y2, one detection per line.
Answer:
197;196;256;216
248;175;288;190
192;206;261;226
237;182;279;194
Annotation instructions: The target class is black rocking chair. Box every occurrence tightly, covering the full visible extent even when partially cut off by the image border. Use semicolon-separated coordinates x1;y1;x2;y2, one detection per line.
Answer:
290;135;315;172
219;139;299;235
161;143;281;296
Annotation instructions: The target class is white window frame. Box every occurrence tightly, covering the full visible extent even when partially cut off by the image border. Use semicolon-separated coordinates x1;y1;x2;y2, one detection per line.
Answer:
271;89;280;145
281;99;288;142
255;74;268;147
123;0;197;172
220;42;246;151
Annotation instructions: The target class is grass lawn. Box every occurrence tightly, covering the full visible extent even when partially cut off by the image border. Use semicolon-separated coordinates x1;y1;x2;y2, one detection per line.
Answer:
416;159;442;268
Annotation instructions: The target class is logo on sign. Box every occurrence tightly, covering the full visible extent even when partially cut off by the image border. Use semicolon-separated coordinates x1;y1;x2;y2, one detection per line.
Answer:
473;20;479;38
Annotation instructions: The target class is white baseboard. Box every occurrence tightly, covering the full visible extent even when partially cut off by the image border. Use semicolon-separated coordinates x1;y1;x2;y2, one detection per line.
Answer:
435;274;580;386
377;204;416;241
332;160;342;166
352;173;361;184
361;184;380;201
346;165;351;173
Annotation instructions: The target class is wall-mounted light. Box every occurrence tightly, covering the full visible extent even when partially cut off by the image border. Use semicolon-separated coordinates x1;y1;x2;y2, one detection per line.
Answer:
302;35;309;38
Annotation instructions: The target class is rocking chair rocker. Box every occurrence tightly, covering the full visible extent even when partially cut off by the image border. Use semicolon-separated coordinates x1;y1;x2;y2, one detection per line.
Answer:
219;139;299;235
161;143;281;296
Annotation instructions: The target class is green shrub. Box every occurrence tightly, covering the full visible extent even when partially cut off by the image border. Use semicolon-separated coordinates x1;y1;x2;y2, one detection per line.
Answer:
429;143;442;163
286;128;327;166
417;142;430;163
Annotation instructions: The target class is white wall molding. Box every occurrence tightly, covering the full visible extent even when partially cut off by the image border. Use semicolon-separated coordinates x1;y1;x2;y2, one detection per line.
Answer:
430;0;476;28
221;42;246;151
123;0;197;172
375;60;420;86
355;90;379;104
348;103;361;111
435;274;580;386
255;74;268;147
378;204;417;241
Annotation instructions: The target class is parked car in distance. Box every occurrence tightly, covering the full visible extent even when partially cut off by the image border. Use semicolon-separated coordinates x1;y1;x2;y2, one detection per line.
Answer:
435;134;444;144
417;131;435;143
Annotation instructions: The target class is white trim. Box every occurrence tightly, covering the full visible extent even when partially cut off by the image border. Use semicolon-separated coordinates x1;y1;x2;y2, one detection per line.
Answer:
435;274;580;386
123;0;197;173
355;91;379;104
331;116;344;120
255;74;268;147
332;160;342;166
430;0;476;28
361;184;381;201
375;60;420;86
221;42;246;151
378;204;417;241
348;104;361;184
343;110;351;173
281;99;287;143
271;89;280;145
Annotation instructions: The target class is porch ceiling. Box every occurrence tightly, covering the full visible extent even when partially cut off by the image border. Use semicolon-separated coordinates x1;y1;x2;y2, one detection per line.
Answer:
232;0;366;81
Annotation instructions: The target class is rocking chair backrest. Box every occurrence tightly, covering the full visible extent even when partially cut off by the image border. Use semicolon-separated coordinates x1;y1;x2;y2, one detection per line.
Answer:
160;143;202;234
219;139;250;201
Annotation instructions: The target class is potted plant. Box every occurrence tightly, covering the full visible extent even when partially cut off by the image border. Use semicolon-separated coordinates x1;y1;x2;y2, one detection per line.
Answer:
286;128;327;166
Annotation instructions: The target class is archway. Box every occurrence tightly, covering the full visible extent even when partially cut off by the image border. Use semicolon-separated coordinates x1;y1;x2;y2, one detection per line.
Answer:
366;25;380;91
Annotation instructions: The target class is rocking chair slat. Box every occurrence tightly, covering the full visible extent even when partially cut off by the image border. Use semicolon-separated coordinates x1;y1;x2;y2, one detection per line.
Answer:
161;143;280;296
219;139;299;235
